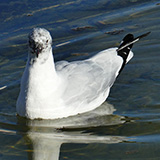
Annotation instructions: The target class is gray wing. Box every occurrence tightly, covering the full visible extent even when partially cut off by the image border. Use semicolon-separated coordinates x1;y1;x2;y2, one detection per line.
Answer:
55;50;122;108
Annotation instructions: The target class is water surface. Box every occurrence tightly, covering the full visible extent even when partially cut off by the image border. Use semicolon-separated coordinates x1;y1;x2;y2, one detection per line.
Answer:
0;0;160;159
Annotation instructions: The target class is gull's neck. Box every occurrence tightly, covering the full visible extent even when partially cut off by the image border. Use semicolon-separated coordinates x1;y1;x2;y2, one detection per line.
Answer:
16;47;61;118
26;48;59;92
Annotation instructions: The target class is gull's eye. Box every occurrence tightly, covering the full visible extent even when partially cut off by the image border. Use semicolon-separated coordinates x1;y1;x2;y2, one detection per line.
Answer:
46;40;48;43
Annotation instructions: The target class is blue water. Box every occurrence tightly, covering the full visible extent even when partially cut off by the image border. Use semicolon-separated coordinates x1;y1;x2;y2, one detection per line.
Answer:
1;0;160;159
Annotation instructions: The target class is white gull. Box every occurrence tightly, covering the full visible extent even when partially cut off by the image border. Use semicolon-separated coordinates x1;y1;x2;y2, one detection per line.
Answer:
16;28;150;119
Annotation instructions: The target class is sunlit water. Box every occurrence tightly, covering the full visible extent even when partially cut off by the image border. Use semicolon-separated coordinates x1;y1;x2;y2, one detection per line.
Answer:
0;0;160;159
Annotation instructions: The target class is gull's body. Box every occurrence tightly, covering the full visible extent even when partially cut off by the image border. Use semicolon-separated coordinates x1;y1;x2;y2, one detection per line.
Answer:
16;28;149;119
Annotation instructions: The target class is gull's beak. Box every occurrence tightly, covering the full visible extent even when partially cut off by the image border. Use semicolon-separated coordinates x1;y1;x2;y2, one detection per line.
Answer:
34;47;42;58
29;40;43;58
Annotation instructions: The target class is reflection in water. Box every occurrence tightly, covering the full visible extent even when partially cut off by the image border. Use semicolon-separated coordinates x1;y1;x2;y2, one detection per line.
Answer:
27;102;124;128
27;133;61;160
27;129;126;160
20;102;127;160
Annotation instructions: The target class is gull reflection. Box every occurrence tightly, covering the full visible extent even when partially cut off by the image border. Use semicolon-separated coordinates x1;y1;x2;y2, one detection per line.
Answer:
22;102;127;160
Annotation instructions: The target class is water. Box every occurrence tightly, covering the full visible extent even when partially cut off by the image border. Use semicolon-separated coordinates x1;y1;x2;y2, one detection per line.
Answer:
0;0;160;159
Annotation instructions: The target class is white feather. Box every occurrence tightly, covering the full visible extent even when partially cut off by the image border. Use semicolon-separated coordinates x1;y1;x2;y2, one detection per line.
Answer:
16;28;133;119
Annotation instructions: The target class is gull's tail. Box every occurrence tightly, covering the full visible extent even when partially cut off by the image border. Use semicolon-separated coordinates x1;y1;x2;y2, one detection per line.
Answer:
117;32;151;74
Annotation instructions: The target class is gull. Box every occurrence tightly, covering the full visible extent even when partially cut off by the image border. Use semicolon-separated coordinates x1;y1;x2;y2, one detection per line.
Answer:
16;28;150;119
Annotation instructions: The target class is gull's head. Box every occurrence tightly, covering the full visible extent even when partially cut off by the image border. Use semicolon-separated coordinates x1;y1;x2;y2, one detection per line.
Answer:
28;28;52;58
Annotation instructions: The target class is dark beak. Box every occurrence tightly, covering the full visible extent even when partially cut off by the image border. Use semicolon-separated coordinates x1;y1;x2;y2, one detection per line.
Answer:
35;48;41;58
29;40;43;58
34;44;43;58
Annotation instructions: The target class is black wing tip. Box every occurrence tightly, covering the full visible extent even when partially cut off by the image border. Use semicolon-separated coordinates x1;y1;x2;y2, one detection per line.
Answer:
117;31;151;52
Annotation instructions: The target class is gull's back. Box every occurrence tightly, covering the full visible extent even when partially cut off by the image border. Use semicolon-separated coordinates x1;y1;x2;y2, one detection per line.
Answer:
55;48;123;114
